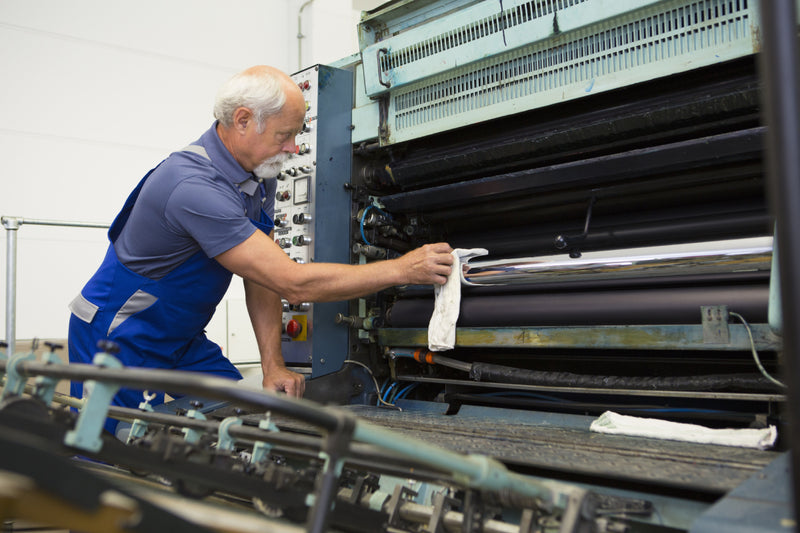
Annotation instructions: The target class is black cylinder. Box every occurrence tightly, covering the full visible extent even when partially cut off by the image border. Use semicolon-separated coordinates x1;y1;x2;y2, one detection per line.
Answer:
386;285;769;327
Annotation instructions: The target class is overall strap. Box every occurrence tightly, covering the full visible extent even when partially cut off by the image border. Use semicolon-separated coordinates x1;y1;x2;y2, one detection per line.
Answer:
108;145;208;243
108;166;159;243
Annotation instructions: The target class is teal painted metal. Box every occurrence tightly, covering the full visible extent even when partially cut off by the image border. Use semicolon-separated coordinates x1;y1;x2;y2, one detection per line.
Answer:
358;0;480;50
361;0;761;144
217;417;243;452
363;0;663;96
126;397;154;444
30;348;63;406
1;351;35;400
689;453;794;533
63;352;122;453
378;324;782;351
181;408;207;445
251;415;279;464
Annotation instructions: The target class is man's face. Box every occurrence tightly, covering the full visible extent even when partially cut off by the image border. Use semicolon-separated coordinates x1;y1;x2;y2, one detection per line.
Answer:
243;96;306;178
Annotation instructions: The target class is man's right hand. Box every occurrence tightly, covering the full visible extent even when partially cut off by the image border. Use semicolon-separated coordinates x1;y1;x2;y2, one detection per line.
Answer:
396;243;454;285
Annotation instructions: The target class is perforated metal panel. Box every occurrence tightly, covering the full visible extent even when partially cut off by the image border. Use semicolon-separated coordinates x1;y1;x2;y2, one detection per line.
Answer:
378;0;589;73
365;0;760;144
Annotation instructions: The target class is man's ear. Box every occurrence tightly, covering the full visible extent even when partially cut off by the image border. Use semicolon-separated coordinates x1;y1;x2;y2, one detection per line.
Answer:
233;107;254;133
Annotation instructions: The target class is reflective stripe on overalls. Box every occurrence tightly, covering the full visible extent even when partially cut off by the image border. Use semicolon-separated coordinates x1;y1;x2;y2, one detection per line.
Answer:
68;146;274;433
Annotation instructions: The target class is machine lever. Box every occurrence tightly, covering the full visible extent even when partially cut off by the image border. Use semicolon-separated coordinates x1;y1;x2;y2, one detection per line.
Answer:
554;193;597;258
377;48;391;88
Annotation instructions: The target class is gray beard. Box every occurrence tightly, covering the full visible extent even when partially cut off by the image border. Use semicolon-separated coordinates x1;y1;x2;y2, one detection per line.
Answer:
253;153;289;179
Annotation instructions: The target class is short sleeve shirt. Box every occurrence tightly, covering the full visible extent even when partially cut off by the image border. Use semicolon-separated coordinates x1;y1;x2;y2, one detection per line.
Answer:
114;123;277;279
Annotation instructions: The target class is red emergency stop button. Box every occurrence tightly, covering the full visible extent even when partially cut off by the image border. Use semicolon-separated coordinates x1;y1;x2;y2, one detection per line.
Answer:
286;319;303;338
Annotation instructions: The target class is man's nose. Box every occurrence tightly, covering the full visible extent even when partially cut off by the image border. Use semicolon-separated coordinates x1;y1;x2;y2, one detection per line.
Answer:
283;138;297;152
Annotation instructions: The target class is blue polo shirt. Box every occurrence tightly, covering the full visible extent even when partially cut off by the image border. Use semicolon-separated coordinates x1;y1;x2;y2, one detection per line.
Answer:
114;123;277;279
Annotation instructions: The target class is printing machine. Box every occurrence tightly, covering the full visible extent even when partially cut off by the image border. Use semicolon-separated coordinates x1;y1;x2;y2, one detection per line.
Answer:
1;1;798;532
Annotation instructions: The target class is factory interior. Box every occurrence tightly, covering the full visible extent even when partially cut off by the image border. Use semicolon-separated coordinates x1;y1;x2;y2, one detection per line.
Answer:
1;0;800;532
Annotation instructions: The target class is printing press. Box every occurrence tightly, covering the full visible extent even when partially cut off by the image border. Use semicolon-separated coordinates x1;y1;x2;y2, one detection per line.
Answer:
1;1;799;532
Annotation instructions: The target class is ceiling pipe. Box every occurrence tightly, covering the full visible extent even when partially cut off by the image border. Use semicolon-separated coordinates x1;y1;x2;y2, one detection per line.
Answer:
298;0;316;71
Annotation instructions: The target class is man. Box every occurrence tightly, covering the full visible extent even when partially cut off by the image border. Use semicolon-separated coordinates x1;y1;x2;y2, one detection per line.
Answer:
68;66;453;429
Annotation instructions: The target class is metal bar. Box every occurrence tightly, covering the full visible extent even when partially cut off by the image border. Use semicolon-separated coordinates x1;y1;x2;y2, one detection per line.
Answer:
8;359;342;432
393;376;786;403
1;215;109;357
769;230;783;332
378;324;782;351
2;217;19;356
757;0;800;520
462;238;772;286
9;217;110;229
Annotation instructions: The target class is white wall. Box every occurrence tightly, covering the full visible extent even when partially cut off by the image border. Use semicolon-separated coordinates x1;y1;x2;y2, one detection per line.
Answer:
0;0;378;356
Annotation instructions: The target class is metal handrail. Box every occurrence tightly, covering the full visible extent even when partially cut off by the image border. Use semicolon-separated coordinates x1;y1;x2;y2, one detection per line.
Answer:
2;216;109;357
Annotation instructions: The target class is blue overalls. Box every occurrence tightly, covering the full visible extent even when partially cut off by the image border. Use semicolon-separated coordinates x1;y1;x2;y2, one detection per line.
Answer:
68;150;274;433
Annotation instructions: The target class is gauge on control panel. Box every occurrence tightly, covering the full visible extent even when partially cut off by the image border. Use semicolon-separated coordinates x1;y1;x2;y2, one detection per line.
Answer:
294;176;310;204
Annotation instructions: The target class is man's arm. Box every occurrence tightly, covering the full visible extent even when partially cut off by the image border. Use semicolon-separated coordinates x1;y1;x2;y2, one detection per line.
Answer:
216;229;453;305
243;274;305;397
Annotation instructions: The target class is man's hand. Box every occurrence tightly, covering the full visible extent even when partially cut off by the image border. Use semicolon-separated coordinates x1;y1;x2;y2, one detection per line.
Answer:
396;242;454;285
262;365;306;397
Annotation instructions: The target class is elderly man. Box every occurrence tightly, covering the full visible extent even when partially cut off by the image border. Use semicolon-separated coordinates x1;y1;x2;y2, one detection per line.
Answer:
68;66;453;428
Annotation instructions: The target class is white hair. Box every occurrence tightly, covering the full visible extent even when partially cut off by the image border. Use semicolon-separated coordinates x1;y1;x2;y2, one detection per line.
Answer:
213;69;286;133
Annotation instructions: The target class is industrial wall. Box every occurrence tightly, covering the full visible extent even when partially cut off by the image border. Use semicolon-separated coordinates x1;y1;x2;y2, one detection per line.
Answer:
0;0;373;361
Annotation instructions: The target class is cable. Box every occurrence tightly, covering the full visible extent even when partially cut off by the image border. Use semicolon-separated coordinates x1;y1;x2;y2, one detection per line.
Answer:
729;311;787;388
359;204;391;247
343;360;401;410
382;382;398;403
394;382;418;401
379;378;390;397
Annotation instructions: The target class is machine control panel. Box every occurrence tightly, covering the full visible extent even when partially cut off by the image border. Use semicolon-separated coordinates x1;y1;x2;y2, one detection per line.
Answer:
274;71;317;271
272;65;353;374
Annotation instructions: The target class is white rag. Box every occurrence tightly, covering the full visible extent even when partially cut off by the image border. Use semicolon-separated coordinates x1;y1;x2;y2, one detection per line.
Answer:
589;411;777;450
427;248;488;352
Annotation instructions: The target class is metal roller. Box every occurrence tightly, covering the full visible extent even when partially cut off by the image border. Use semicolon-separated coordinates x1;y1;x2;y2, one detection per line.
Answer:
386;285;769;327
461;237;772;286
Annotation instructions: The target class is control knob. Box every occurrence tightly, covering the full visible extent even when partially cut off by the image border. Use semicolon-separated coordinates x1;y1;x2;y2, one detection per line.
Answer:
293;213;313;224
293;235;312;246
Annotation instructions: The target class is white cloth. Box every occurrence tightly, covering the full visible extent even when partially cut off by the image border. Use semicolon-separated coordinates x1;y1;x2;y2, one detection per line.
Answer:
589;411;777;450
428;248;488;352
